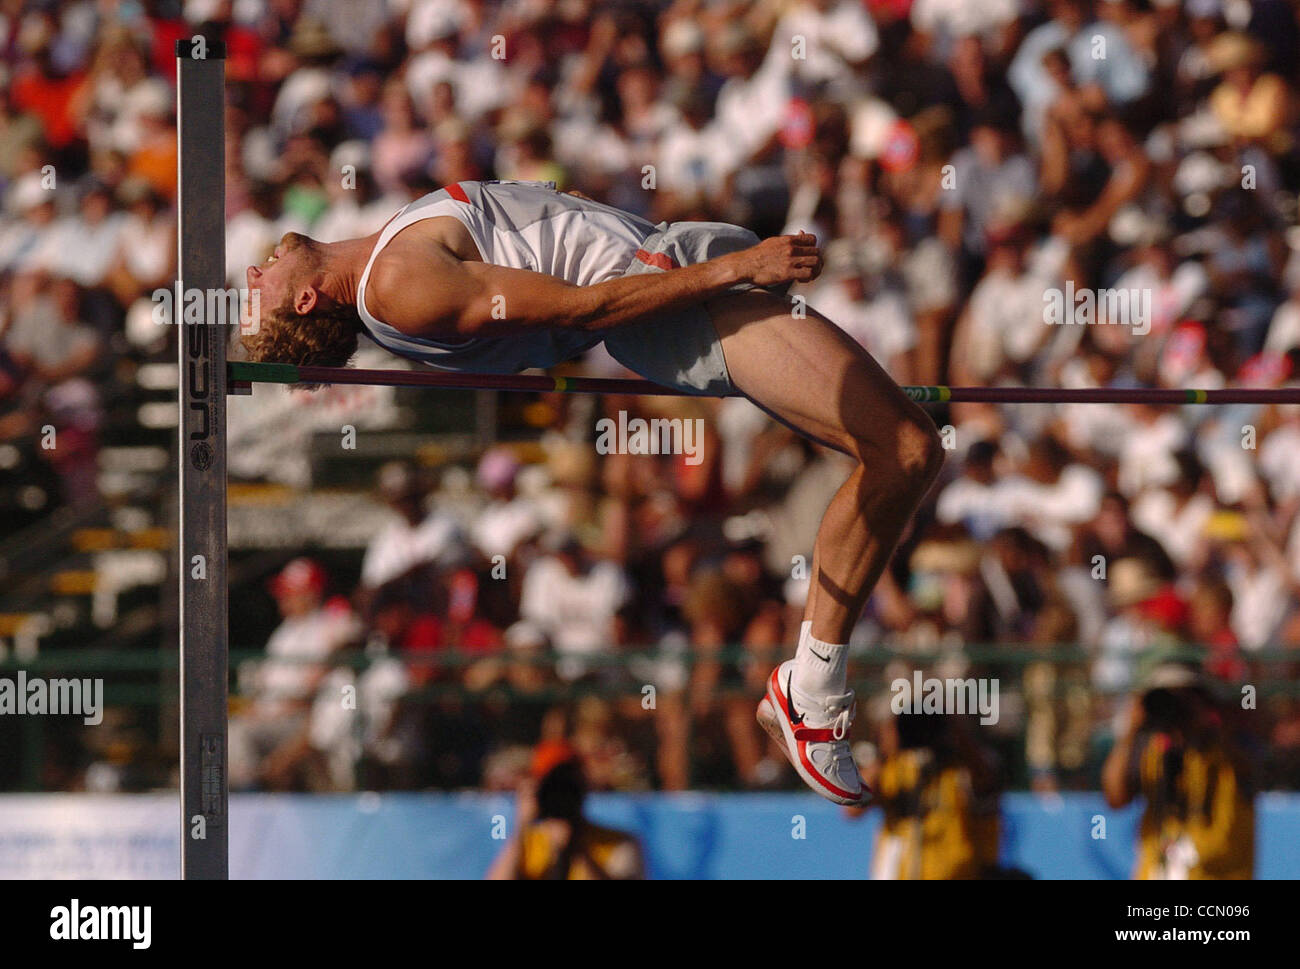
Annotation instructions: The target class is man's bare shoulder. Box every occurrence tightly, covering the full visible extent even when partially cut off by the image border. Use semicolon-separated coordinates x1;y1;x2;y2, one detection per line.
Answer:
365;216;482;334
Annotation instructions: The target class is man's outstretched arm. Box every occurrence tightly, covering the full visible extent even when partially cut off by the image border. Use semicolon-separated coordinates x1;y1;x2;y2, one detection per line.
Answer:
369;232;823;341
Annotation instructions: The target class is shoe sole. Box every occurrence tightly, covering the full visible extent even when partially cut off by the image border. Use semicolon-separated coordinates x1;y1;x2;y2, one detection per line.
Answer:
756;681;867;807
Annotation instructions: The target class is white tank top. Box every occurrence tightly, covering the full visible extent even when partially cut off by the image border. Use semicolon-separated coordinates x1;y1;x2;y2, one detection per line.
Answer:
355;180;659;371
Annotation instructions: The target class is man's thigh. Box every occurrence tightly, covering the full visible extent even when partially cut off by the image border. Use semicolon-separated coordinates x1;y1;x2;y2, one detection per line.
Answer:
707;290;933;459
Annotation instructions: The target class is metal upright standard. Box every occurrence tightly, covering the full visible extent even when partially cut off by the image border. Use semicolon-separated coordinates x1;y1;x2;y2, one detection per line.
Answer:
176;37;229;880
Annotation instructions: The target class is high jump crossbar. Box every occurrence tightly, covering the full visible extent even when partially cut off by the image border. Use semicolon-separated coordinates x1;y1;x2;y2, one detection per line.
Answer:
228;361;1300;405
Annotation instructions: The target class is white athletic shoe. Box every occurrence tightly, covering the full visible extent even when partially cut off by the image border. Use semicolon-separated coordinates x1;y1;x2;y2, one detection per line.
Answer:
756;660;869;806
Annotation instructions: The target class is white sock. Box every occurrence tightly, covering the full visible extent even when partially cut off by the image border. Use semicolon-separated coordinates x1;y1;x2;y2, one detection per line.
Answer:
792;620;848;697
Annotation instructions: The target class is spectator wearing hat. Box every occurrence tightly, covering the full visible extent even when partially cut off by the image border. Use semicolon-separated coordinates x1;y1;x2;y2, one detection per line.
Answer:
228;558;360;790
0;171;59;275
949;218;1060;386
709;23;791;233
761;0;878;101
470;446;545;561
1095;556;1186;694
1207;32;1290;152
270;17;345;143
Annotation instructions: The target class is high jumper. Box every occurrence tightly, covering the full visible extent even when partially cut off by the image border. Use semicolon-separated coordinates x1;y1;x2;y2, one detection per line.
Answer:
239;174;947;808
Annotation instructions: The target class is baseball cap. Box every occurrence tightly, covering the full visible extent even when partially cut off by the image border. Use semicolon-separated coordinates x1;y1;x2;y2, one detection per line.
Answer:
530;739;578;780
268;558;327;598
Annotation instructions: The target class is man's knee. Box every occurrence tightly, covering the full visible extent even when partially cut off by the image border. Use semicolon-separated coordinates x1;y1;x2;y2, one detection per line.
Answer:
850;410;944;490
896;415;945;484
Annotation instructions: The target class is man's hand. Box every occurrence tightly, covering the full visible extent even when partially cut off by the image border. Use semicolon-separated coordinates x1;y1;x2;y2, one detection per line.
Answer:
1120;694;1146;741
727;232;824;288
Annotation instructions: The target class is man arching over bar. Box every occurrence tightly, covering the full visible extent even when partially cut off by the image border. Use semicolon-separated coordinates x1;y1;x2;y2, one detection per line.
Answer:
240;178;943;806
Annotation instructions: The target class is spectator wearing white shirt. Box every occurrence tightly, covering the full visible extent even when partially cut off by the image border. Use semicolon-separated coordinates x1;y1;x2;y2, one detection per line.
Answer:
105;178;173;306
936;439;1015;542
1008;0;1150;143
999;435;1105;554
1130;450;1216;570
1094;557;1175;694
270;18;343;143
1117;405;1190;497
360;461;467;594
1216;513;1291;650
519;533;630;681
805;239;916;380
1259;406;1300;507
0;171;58;275
950;228;1059;384
762;0;878;100
229;558;360;790
46;182;124;290
1111;240;1209;341
708;24;791;232
654;83;728;217
471;446;545;561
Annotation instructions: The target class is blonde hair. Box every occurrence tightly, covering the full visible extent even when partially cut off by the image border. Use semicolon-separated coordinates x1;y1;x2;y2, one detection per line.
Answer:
241;297;362;380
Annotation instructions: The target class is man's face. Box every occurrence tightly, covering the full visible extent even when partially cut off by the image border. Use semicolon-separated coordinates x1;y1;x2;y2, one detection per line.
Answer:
971;126;1003;165
245;232;319;316
1051;0;1086;31
276;589;320;619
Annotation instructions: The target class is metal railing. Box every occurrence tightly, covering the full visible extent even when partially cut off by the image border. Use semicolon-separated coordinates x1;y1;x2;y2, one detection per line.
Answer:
2;643;1297;791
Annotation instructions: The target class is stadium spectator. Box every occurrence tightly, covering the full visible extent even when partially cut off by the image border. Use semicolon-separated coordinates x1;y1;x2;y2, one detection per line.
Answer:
1103;660;1255;879
228;559;359;790
519;532;630;681
359;460;466;596
852;705;1002;879
487;741;645;879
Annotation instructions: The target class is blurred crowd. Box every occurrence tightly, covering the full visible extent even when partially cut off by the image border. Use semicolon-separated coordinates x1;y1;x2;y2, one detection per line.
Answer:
3;0;1300;835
